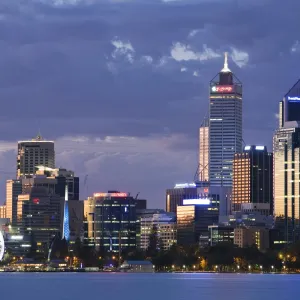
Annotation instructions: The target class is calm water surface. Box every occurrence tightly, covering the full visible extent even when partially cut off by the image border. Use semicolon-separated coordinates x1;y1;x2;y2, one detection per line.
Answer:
0;273;299;300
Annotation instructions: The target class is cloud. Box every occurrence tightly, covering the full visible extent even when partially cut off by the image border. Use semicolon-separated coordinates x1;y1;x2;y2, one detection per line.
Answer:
170;43;221;62
188;29;200;38
111;38;135;63
0;134;196;204
181;67;187;72
230;47;249;67
291;40;300;53
141;55;154;64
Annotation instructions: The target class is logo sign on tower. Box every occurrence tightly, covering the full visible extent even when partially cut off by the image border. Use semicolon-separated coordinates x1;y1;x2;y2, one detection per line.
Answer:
211;85;233;93
288;96;300;101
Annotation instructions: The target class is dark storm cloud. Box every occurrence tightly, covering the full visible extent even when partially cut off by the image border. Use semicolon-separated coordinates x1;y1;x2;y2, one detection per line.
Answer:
0;0;300;206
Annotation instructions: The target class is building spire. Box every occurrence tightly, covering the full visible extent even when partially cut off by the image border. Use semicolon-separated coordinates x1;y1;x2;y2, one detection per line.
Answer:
221;52;231;73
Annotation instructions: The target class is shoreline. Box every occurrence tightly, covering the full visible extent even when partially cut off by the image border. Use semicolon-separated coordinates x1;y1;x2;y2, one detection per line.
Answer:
0;269;298;274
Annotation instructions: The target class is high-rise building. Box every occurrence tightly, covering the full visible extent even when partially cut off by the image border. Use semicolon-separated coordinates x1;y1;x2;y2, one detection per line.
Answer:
17;134;55;177
176;199;218;246
232;145;273;214
6;179;22;225
273;79;300;244
166;183;198;214
84;191;136;253
198;117;209;182
36;166;79;200
0;205;6;218
17;187;63;254
209;53;243;187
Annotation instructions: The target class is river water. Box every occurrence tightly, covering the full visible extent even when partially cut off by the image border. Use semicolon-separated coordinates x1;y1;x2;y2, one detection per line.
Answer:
0;272;299;300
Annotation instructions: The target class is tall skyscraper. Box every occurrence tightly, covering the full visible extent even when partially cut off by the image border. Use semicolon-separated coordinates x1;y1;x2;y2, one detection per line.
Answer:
6;179;22;225
17;134;55;177
198;117;209;182
274;79;300;244
232;145;273;215
209;53;243;187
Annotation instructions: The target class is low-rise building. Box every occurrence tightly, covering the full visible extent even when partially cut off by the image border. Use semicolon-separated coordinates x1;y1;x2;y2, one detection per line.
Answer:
208;225;234;246
140;212;176;251
234;227;270;251
119;260;154;272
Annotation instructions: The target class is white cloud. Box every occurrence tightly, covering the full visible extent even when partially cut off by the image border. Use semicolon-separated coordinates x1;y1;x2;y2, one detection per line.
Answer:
230;47;249;68
170;43;221;62
111;38;135;64
181;67;187;72
193;71;199;77
188;29;200;38
291;40;300;53
141;55;153;64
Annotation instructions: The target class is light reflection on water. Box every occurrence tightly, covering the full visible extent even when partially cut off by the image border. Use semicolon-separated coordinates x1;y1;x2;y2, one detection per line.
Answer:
0;273;299;300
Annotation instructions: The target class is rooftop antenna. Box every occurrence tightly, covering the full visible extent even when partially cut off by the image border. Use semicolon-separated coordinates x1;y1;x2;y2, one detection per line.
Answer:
221;52;231;73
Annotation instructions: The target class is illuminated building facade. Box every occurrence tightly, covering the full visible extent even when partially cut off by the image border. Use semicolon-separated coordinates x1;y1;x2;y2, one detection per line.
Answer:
139;212;176;251
209;53;243;188
84;191;136;253
17;134;55;177
62;185;70;241
6;179;22;225
232;145;273;214
166;183;198;214
176;199;218;246
273;79;300;244
198;117;209;182
0;205;6;218
17;187;63;254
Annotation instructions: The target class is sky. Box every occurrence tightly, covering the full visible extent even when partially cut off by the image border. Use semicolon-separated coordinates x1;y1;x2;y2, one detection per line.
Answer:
0;0;300;208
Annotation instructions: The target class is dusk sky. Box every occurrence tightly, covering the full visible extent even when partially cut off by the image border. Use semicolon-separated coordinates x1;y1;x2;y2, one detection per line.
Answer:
0;0;299;208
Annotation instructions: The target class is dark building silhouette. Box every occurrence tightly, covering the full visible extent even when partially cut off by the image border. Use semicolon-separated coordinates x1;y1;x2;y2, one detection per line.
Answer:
232;145;273;215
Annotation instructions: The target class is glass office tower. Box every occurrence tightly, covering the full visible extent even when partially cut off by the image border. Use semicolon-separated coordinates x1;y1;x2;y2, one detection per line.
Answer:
209;53;243;187
274;79;300;244
84;191;136;253
232;145;273;214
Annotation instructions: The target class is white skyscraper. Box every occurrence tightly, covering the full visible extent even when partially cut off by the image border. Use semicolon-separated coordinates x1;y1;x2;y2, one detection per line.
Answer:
209;52;243;187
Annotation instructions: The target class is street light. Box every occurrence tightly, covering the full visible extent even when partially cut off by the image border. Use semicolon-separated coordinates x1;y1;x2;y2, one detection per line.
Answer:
193;265;196;270
260;265;263;270
248;265;251;271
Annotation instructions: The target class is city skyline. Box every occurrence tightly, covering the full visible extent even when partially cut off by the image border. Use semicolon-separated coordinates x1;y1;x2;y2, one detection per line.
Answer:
0;1;300;208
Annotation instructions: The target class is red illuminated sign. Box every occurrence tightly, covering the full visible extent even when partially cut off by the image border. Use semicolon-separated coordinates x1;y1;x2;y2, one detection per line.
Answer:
204;188;209;193
33;198;40;204
211;85;233;93
94;192;128;198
